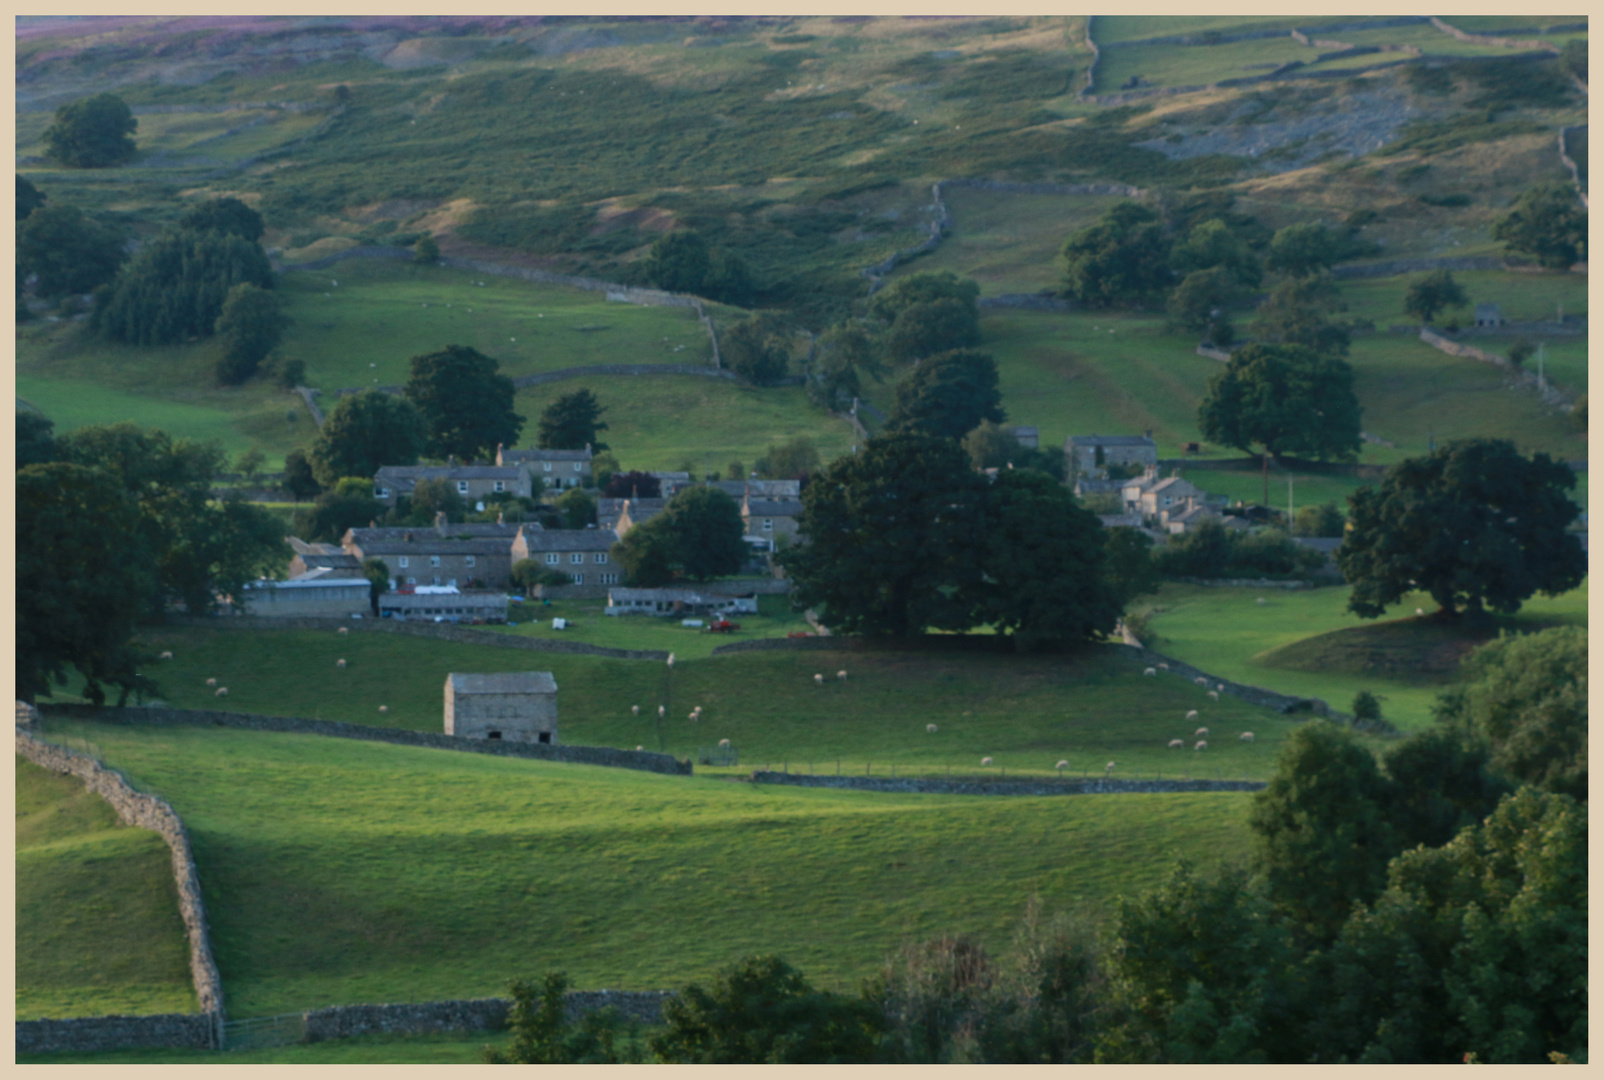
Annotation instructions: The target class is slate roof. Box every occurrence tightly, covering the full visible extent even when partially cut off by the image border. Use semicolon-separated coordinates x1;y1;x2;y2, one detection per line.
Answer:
499;447;593;463
609;587;742;603
448;672;558;695
1067;434;1156;447
375;465;521;483
744;498;803;517
708;479;801;498
515;527;619;553
348;523;525;544
354;537;520;556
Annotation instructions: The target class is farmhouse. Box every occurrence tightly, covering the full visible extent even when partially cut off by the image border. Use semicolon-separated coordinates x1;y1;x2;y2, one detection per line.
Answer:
1066;433;1157;480
1122;467;1208;518
344;519;522;588
444;671;558;744
605;588;760;617
510;525;620;586
742;492;803;552
373;465;528;508
497;444;593;490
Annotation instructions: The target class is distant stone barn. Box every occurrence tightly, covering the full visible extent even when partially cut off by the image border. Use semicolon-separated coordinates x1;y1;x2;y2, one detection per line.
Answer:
444;672;558;744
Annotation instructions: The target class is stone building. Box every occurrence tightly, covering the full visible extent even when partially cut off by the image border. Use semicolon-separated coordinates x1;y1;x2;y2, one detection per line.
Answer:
372;465;528;508
497;445;593;491
742;492;803;552
509;525;620;587
444;671;558;744
343;519;523;589
1066;433;1158;480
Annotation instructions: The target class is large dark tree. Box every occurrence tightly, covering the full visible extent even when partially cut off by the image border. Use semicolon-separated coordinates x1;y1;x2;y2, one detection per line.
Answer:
403;345;524;462
886;349;1005;441
537;388;609;451
1337;440;1585;619
809;319;885;410
1197;343;1362;466
1169;218;1262;288
1250;274;1351;357
17;204;126;299
1059;201;1173;308
295;477;386;544
1403;269;1468;327
884;296;983;364
610;517;678;587
16;176;46;221
961;469;1122;651
780;432;984;636
213;282;290;385
16;411;57;468
42;93;138;168
92;227;274;346
310;390;426;487
1264;221;1342;278
281;448;322;501
720;314;791;386
1491;183;1587;269
178;196;265;242
867;270;981;323
658;486;748;581
16;462;154;704
642;230;712;294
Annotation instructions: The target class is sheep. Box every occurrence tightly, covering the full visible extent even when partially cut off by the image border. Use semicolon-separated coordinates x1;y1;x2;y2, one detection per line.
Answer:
205;677;217;687
215;687;229;697
1185;709;1199;721
981;756;994;766
1208;690;1220;701
1194;676;1208;686
1168;739;1185;750
159;651;173;661
337;659;347;669
1256;597;1267;605
1194;740;1208;751
1195;727;1209;738
1143;667;1156;676
338;626;349;635
837;670;848;681
1217;683;1225;692
719;738;731;748
814;673;824;686
658;705;666;717
1157;662;1169;670
1239;732;1255;743
378;706;388;714
636;745;644;751
631;705;640;716
1104;761;1116;774
1415;608;1425;616
1056;760;1069;771
926;723;938;733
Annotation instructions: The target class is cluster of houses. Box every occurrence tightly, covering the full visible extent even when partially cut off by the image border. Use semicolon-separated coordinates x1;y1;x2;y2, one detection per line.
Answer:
246;444;800;622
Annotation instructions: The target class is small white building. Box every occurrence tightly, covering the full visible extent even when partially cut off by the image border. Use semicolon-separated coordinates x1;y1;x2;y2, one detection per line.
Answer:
1473;303;1503;328
605;588;759;617
444;672;558;744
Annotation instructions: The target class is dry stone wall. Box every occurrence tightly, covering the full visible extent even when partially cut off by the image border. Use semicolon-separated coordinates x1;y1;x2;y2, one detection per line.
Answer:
302;990;674;1042
16;1013;218;1056
751;771;1264;796
35;703;693;776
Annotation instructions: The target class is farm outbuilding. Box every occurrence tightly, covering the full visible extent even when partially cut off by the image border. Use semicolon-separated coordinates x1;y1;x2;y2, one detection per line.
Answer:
444;672;558;744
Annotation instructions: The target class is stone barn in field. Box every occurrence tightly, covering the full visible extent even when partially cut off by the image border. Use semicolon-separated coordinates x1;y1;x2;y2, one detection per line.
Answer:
444;672;558;744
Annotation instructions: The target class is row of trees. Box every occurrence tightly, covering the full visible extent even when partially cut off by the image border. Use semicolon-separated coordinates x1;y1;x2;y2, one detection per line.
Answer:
16;414;287;705
490;627;1585;1062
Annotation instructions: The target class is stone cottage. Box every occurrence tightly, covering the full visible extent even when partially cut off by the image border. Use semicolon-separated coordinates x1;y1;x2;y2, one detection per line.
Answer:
444;671;558;744
497;445;593;491
1066;433;1158;480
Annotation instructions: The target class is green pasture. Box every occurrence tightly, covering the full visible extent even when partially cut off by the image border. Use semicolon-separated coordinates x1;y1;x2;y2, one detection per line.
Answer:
1089;17;1346;46
276;260;712;393
1178;462;1371;514
495;592;809;659
1137;578;1587;732
1341;269;1587;329
1092;37;1317;94
1332;25;1527;58
16;756;196;1020
19;1030;517;1065
117;626;1307;779
513;377;855;474
30;719;1257;1016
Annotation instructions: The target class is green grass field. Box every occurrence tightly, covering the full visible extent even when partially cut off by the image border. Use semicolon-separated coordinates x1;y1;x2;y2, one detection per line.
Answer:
121;626;1309;779
1136;578;1587;732
16;756;197;1020
31;719;1258;1017
19;1030;517;1065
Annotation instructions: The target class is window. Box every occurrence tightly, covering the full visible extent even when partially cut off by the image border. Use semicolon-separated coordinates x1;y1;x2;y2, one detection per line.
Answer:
600;573;618;585
399;556;410;569
457;481;469;495
538;732;551;744
466;556;476;567
593;552;607;564
430;556;441;567
545;553;559;565
375;487;389;499
493;480;504;492
543;462;553;472
406;576;416;585
571;553;584;564
488;731;502;741
572;573;584;585
763;518;773;531
573;463;582;472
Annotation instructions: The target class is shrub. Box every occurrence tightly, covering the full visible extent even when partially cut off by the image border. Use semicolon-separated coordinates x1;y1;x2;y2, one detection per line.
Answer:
1351;690;1381;721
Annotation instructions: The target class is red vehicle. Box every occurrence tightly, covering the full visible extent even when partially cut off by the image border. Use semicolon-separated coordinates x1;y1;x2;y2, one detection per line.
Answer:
705;618;742;633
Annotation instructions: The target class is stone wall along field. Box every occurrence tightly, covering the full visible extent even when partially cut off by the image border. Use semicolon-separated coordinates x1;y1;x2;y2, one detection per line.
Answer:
302;990;674;1043
750;771;1265;796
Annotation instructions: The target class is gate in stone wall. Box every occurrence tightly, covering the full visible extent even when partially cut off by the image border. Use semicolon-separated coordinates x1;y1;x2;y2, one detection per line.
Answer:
223;1012;305;1050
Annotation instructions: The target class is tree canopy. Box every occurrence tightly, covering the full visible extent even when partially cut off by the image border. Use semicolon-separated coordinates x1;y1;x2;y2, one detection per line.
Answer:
641;229;754;305
42;93;138;168
213;282;290;385
1403;269;1468;326
310;389;427;487
1491;183;1587;269
178;196;265;241
16;176;46;221
1197;343;1362;461
886;348;1005;441
1264;221;1342;278
809;319;884;411
753;434;821;480
1337;439;1585;618
1250;274;1351;356
720;314;792;386
403;345;524;461
658;486;748;581
1170;218;1262;288
17;204;126;299
92;227;274;346
537;388;609;451
1059;201;1173;308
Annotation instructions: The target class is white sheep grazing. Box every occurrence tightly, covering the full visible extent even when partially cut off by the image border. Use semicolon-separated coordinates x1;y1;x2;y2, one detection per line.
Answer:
1195;727;1209;738
632;705;640;716
215;687;229;697
337;659;347;669
719;738;731;747
1168;739;1184;750
1217;683;1225;692
1256;597;1267;605
636;745;644;751
338;626;349;635
1194;740;1208;751
1194;676;1208;686
379;705;388;714
1143;667;1156;676
1415;608;1425;616
205;677;217;687
981;756;994;766
1239;732;1255;743
1185;709;1199;721
926;723;938;733
1105;761;1116;773
159;651;173;661
1208;690;1220;701
658;706;666;718
1056;760;1069;770
837;670;848;681
814;673;824;686
1157;662;1169;670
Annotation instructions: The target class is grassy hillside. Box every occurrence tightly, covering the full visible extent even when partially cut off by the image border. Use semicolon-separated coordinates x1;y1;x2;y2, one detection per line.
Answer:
32;719;1256;1017
1135;578;1587;731
121;626;1310;780
16;756;197;1020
